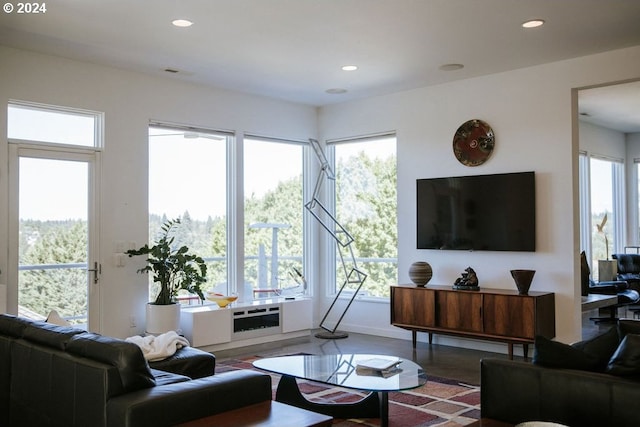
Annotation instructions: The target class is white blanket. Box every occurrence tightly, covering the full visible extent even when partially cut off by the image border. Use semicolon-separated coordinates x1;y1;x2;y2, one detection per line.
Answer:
126;331;190;362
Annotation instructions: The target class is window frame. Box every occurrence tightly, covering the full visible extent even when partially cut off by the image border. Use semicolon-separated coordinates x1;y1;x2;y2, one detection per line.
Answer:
147;122;233;303
579;151;625;269
242;134;310;301
8;100;104;150
326;133;398;300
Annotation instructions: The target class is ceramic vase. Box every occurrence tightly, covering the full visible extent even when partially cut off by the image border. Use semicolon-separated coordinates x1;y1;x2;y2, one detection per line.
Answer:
510;269;535;295
409;261;433;287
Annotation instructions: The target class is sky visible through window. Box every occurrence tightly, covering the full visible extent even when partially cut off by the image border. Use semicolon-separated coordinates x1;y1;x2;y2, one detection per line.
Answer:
590;158;613;215
8;104;95;221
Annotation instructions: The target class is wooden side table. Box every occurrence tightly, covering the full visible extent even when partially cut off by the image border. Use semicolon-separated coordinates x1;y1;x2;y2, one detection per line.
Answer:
175;400;332;427
466;419;514;427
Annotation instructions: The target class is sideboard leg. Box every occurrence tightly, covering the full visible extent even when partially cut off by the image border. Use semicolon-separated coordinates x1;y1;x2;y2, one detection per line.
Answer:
508;343;514;360
523;343;529;360
412;331;417;348
428;333;433;344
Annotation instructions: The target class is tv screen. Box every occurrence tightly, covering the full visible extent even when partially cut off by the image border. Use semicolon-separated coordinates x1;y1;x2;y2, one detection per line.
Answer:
416;171;535;251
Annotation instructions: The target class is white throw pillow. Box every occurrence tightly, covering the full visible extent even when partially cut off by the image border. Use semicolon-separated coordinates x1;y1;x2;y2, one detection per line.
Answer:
46;310;71;327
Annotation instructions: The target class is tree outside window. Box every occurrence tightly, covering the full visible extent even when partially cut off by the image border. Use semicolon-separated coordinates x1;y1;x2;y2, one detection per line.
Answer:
331;136;398;298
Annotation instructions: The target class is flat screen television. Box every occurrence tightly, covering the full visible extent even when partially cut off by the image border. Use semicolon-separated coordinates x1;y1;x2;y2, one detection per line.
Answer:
416;171;535;251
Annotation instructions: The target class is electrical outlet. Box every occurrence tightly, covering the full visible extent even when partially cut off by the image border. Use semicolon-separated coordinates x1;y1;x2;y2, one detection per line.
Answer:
129;316;136;328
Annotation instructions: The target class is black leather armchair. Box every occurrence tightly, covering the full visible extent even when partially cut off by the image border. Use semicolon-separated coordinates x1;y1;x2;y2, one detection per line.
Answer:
581;251;639;322
613;253;640;292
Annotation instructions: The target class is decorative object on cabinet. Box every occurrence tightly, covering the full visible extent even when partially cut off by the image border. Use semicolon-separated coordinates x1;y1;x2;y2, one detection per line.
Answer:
453;266;479;290
305;138;367;339
511;269;536;295
452;119;495;166
408;261;433;286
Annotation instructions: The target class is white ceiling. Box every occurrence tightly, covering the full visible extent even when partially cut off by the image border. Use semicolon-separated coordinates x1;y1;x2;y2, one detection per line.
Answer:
1;0;640;130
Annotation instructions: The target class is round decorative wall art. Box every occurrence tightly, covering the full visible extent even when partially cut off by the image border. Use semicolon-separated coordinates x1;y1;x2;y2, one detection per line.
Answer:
453;119;495;166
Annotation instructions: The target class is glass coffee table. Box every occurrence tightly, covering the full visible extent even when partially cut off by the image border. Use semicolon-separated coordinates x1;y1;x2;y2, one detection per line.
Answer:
253;354;426;427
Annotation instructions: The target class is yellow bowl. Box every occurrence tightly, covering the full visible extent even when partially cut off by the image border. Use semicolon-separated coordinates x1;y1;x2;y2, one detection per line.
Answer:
206;294;238;308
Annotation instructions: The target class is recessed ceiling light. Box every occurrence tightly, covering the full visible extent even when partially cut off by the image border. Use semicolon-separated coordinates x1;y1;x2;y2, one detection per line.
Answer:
172;19;193;27
326;88;348;94
522;19;545;28
341;65;358;71
439;63;464;71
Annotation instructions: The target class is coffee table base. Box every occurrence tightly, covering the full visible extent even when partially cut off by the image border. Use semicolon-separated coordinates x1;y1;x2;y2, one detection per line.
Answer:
275;375;390;426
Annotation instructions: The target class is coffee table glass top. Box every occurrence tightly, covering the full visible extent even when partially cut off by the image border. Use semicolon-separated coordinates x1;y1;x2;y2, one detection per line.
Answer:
253;354;426;392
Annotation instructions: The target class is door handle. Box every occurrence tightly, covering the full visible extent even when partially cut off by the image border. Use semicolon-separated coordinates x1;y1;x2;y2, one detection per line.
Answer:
87;262;101;284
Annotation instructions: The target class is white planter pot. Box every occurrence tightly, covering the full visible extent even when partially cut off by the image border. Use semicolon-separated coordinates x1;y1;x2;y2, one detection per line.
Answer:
598;259;618;282
145;303;181;335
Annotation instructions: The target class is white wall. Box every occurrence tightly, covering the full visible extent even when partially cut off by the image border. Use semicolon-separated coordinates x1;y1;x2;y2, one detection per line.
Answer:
318;45;640;349
0;46;317;338
579;121;626;158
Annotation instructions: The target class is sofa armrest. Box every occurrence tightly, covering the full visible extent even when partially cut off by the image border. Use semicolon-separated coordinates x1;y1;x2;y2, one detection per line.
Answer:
480;358;640;427
106;369;271;427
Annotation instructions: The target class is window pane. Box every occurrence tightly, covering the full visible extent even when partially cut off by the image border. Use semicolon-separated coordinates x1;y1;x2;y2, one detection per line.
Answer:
590;158;614;278
19;158;89;324
8;103;98;147
244;138;304;300
333;136;397;298
148;126;228;302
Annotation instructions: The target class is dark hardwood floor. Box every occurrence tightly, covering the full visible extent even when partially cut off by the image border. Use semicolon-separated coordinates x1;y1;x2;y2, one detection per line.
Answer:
217;330;500;385
216;306;628;386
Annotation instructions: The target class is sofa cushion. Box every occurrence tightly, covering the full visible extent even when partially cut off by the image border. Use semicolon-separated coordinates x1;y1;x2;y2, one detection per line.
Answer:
150;368;191;386
22;321;85;350
618;319;640;339
572;326;620;371
148;346;216;379
606;333;640;377
67;333;156;392
0;313;35;338
533;335;599;371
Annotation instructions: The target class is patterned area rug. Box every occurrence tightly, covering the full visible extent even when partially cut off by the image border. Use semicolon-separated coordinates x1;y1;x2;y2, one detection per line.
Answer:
216;355;480;427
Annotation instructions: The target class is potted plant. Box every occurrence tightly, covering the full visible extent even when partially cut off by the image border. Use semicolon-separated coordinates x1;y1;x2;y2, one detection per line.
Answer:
126;218;207;334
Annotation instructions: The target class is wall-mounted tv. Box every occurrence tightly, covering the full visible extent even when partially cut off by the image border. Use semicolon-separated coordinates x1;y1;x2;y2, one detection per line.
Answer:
416;171;535;251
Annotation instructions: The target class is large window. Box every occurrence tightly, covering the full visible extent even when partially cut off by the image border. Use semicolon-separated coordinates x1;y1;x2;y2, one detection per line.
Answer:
243;137;305;300
329;135;397;298
579;153;625;279
148;125;229;301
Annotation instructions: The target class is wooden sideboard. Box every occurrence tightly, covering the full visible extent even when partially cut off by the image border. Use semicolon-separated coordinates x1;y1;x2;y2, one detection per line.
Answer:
390;284;555;359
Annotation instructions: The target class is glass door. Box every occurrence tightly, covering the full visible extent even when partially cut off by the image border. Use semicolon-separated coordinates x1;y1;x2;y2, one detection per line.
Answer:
8;146;101;331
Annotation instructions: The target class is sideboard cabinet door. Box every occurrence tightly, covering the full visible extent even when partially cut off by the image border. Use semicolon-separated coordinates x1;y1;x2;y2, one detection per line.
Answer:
483;294;535;339
391;286;435;328
436;291;483;332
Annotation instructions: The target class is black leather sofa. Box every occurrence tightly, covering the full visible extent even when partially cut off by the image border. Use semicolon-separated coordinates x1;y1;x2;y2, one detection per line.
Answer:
0;314;272;427
481;320;640;427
